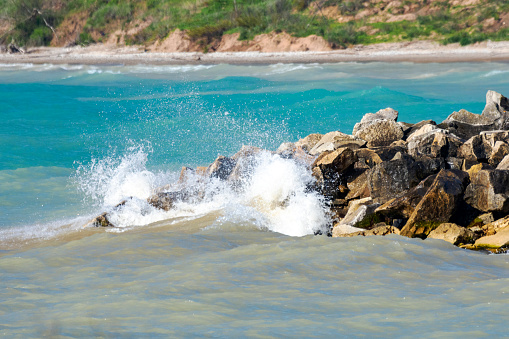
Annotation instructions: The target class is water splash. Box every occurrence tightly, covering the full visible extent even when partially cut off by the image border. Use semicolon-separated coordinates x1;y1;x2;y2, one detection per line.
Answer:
75;148;328;236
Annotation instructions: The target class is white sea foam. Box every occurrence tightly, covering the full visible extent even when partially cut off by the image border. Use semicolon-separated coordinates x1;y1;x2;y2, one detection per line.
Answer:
75;148;328;236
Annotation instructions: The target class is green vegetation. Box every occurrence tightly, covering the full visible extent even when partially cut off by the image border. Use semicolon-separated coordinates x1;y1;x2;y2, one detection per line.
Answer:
1;0;509;49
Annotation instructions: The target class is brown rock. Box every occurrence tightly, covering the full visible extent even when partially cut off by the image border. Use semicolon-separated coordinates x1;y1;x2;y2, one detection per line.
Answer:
206;155;236;180
496;154;509;170
400;169;469;239
309;131;365;155
464;169;509;213
427;223;476;245
295;133;323;153
312;147;357;197
336;225;400;238
375;174;437;219
489;141;509;166
474;226;509;249
354;119;404;147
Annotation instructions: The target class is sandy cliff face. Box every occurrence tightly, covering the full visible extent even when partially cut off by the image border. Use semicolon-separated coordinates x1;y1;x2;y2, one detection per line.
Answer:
149;30;332;53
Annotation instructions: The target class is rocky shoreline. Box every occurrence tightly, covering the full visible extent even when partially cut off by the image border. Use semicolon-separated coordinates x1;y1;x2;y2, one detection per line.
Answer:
90;90;509;253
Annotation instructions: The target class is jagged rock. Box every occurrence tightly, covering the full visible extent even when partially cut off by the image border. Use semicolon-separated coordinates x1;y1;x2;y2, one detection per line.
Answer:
464;169;509;213
465;163;493;181
427;223;476;245
228;146;264;185
90;212;114;227
440;109;495;140
400;169;469;239
457;135;492;162
308;131;366;155
496;154;509;170
312;147;357;197
339;197;380;228
489;141;509;166
482;90;509;128
474;226;509;249
354;119;404;148
345;170;370;200
482;215;509;236
206;155;236;180
367;155;441;203
407;130;463;159
295;133;323;153
375;174;437;220
440;91;509;139
147;191;188;211
276;142;296;158
361;107;399;123
355;148;383;168
445;157;463;170
406;123;439;141
332;224;364;237
336;225;400;238
403;120;437;139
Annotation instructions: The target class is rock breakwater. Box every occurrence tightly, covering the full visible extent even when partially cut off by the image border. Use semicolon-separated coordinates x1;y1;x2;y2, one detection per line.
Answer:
89;90;509;253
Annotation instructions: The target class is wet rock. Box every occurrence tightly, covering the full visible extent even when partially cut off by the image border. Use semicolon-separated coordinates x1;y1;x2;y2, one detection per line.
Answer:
276;142;296;158
308;131;365;155
400;169;469;239
336;225;400;238
474;226;509;249
464;169;509;213
90;212;114;227
312;147;357;197
332;224;364;237
228;146;264;185
345;170;370;200
207;155;236;180
295;133;323;153
354;119;404;148
367;156;429;203
427;223;476;245
375;174;437;220
339;197;381;229
147;191;188;211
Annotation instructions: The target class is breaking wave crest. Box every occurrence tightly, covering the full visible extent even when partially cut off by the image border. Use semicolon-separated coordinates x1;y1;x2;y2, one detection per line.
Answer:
75;147;329;237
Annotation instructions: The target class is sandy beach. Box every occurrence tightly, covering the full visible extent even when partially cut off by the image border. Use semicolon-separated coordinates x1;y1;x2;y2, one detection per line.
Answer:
2;40;509;65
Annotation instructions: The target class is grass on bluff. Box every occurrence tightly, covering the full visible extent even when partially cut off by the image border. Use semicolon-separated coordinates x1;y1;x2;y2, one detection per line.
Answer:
1;0;509;49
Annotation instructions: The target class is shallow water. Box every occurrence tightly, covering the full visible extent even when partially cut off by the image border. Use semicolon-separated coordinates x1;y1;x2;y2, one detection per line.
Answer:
1;62;509;336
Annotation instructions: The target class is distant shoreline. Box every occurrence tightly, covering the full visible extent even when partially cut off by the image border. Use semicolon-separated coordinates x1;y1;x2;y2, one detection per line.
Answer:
2;40;509;65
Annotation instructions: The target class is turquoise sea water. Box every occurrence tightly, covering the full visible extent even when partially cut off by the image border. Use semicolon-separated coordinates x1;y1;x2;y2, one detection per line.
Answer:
1;62;509;337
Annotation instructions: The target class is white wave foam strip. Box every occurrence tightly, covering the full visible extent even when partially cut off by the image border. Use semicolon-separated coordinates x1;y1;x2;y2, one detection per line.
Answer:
76;148;329;237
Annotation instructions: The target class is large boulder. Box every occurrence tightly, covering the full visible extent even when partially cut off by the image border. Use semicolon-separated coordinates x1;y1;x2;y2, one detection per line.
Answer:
474;226;509;249
400;169;469;239
464;169;509;213
338;197;380;228
427;223;476;245
375;174;437;220
308;131;366;155
457;135;492;162
367;155;442;203
295;133;323;153
312;147;357;197
206;155;236;180
407;129;463;159
440;91;509;139
354;119;404;148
